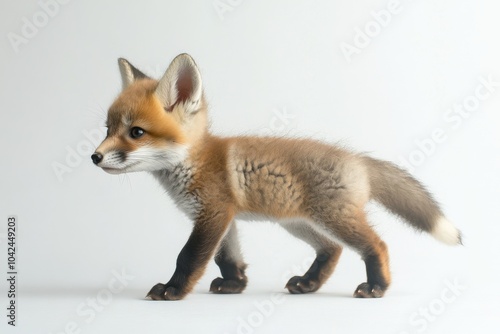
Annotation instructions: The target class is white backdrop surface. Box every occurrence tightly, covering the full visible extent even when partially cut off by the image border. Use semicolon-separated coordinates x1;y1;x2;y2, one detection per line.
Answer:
1;1;499;333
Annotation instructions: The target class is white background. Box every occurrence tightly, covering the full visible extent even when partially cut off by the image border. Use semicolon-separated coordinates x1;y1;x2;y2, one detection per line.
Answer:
1;0;499;333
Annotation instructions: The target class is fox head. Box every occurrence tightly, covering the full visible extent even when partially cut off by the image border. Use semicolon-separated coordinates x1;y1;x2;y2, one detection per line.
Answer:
91;54;208;174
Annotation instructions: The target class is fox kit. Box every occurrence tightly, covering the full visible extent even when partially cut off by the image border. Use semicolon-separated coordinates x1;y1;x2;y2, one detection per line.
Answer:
92;53;461;300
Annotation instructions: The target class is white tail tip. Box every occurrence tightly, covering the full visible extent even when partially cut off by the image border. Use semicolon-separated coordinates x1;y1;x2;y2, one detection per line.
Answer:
431;217;462;245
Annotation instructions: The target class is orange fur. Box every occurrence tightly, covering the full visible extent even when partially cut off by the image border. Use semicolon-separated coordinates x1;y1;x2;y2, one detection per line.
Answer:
92;53;460;300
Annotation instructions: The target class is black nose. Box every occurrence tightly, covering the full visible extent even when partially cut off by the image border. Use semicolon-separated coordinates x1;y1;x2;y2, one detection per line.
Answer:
91;153;103;165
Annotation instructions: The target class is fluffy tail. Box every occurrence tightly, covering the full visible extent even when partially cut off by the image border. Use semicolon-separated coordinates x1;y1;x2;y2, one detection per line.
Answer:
363;156;462;245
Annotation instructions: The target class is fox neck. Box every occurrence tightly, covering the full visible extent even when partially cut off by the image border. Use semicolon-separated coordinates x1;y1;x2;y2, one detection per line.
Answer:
182;104;210;153
150;100;214;173
150;132;214;220
152;162;202;219
176;98;222;166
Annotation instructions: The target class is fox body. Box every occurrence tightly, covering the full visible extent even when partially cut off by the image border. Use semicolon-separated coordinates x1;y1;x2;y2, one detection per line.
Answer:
92;54;461;300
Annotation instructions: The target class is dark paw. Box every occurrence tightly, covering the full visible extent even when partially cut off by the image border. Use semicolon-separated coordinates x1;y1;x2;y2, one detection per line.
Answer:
210;277;247;294
353;282;385;298
285;276;320;294
146;283;185;301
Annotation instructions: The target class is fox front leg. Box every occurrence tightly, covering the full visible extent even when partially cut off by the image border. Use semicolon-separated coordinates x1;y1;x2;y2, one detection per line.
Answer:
147;212;232;301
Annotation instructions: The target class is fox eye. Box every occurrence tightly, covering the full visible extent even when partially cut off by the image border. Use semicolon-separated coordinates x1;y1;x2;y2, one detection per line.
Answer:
130;127;145;139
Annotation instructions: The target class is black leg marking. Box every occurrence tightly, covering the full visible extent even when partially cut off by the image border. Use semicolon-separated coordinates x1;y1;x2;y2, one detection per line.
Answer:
210;223;248;294
353;242;391;298
147;212;232;301
282;223;343;295
286;249;342;294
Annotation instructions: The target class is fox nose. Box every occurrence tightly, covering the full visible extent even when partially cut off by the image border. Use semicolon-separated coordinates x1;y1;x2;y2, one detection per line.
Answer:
91;153;103;165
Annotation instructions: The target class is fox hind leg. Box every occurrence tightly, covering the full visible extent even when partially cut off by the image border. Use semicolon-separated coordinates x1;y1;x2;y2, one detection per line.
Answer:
210;222;248;294
282;223;343;294
353;235;391;298
312;207;391;298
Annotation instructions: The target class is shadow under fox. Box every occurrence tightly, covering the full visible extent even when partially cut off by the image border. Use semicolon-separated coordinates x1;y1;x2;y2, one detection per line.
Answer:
91;53;461;300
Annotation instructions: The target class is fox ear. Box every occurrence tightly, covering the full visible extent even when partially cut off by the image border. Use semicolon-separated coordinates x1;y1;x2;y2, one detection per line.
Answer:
118;58;149;90
155;53;202;113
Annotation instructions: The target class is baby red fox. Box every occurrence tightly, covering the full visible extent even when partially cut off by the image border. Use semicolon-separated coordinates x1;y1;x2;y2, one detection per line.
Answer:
92;53;461;300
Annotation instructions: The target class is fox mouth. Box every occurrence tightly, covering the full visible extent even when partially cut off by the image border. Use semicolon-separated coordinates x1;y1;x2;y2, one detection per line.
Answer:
101;162;139;174
101;167;124;174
